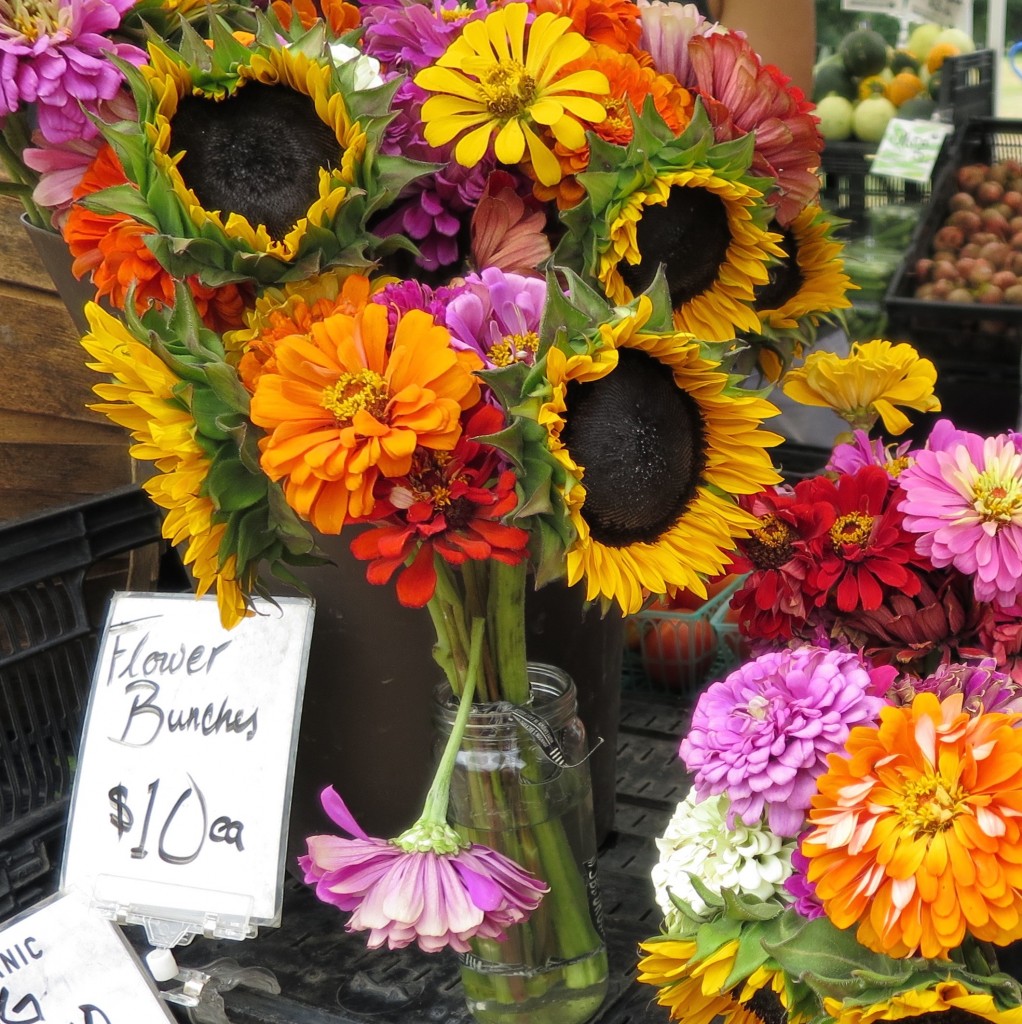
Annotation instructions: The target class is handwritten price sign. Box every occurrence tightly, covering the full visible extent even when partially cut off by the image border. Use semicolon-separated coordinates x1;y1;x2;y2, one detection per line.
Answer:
0;893;175;1022
61;593;314;933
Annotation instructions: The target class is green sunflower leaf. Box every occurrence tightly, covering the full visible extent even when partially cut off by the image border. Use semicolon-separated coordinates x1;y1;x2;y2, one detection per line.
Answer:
80;185;160;229
720;888;785;922
692;916;742;963
207;454;267;512
721;922;772;991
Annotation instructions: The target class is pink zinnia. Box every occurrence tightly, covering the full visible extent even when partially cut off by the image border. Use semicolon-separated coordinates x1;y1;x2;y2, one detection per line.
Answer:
679;645;891;837
686;32;822;225
0;0;146;144
898;429;1022;609
300;787;547;953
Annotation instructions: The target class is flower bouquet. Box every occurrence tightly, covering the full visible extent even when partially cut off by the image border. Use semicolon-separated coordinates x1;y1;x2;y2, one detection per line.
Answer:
639;340;1022;1024
45;0;859;1021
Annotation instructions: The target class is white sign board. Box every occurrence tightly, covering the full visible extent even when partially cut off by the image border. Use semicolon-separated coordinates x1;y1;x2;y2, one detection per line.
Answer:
62;593;314;942
0;891;176;1022
870;117;955;182
841;0;968;25
905;0;968;27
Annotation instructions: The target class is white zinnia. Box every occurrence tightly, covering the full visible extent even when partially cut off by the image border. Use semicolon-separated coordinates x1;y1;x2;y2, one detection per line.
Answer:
329;43;384;91
651;790;794;928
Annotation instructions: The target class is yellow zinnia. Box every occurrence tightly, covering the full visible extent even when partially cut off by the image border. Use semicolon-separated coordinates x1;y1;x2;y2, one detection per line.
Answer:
414;3;609;187
637;938;763;1024
782;339;940;435
825;981;1022;1024
81;304;248;629
540;295;782;614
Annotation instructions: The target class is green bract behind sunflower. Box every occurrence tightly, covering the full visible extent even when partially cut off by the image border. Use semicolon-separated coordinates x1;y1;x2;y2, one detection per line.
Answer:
483;269;783;616
554;100;786;344
81;282;324;628
85;14;432;290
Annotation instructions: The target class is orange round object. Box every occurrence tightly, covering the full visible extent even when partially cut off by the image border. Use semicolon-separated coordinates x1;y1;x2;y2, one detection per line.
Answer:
641;617;718;690
926;41;960;73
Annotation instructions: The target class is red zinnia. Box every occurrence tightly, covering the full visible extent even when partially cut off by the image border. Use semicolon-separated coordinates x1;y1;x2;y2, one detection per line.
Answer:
350;406;530;607
729;485;833;641
801;466;926;614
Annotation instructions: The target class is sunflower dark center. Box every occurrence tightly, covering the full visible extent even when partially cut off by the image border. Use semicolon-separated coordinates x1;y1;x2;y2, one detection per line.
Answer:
560;348;705;548
754;225;803;310
618;186;731;307
170;81;342;242
741;987;786;1024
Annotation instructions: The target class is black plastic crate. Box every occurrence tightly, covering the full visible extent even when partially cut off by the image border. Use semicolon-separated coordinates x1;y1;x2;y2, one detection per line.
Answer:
884;116;1022;437
819;51;995;235
0;487;162;921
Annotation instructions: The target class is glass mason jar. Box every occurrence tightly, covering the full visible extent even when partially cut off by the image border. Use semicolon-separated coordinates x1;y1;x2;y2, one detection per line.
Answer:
432;663;609;1024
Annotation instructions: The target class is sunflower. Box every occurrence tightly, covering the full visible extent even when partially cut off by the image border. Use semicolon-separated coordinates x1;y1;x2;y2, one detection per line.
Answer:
249;294;482;535
539;293;782;614
754;205;854;333
824;981;1022;1024
802;692;1022;959
782;339;941;435
414;3;610;187
637;938;764;1024
89;26;427;287
80;304;249;628
556;102;784;343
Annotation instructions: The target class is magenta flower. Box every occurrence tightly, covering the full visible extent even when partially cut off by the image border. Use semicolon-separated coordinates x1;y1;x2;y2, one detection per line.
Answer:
898;428;1022;609
300;787;547;954
679;645;890;837
444;268;548;367
0;0;146;144
360;0;491;72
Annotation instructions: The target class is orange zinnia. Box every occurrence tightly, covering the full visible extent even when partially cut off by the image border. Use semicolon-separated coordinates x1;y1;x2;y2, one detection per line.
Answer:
64;144;250;331
533;44;693;208
803;692;1022;960
249;298;482;535
533;0;642;56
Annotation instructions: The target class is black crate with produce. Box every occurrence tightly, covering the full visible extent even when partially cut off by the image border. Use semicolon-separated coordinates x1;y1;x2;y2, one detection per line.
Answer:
884;118;1022;438
818;51;994;233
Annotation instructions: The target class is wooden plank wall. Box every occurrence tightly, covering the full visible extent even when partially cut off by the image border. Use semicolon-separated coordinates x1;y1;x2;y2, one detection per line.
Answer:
0;197;133;524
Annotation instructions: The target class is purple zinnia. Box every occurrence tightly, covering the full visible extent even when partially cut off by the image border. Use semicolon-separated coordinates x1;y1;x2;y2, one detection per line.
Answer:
892;657;1022;716
300;787;547;954
445;268;548;367
0;0;146;144
826;429;914;480
679;644;891;837
783;843;824;920
360;0;491;72
898;426;1022;609
371;278;468;332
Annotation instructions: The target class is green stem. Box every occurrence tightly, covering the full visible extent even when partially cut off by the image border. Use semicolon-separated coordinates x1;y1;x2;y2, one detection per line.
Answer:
487;560;529;704
420;617;483;825
0;121;46;228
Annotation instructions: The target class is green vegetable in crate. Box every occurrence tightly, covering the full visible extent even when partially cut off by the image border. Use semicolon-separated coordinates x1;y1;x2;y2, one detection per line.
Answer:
890;49;921;74
812;54;858;103
815;94;854;142
852;92;897;143
839;28;889;78
897;95;937;120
